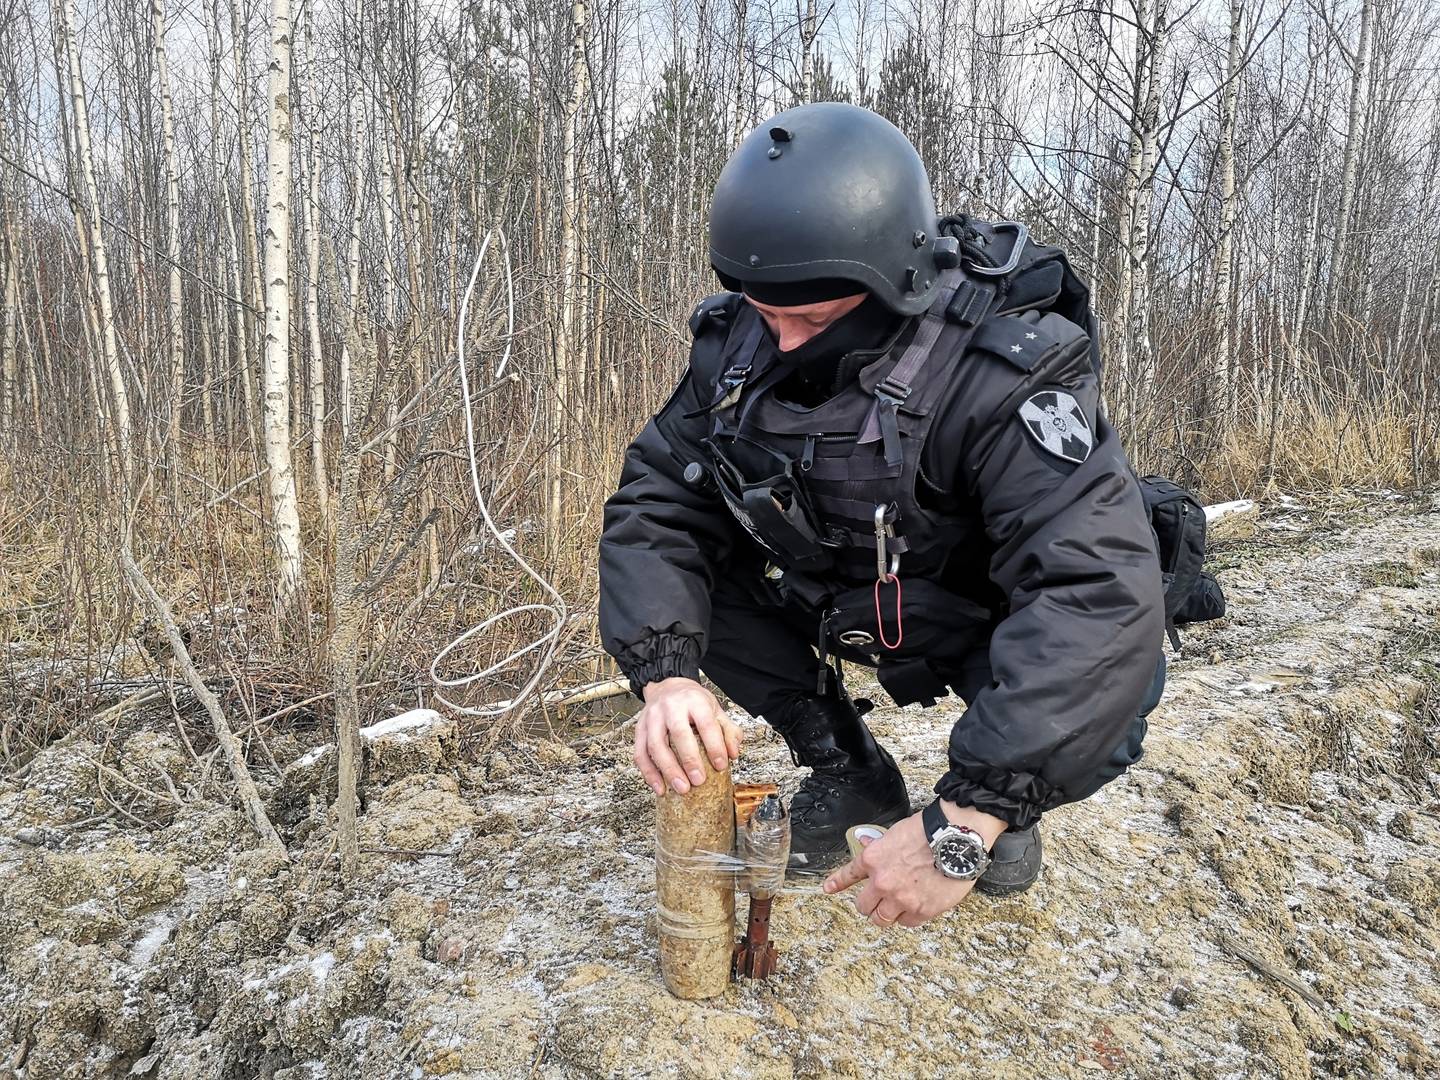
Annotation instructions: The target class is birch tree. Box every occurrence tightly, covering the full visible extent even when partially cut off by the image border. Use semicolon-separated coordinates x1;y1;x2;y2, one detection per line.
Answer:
800;0;818;102
1;216;16;448
549;0;589;541
0;112;15;446
262;0;307;614
57;0;133;488
1326;0;1373;324
151;0;185;481
298;0;329;529
1211;0;1244;417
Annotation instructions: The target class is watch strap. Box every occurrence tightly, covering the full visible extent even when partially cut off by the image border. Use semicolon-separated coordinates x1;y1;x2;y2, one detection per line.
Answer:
922;799;949;843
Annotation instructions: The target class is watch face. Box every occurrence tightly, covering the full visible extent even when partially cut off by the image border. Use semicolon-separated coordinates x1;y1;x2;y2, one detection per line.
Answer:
934;831;985;879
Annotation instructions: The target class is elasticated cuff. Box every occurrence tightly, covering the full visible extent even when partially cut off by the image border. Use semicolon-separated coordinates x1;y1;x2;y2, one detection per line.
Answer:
934;763;1059;831
618;634;703;698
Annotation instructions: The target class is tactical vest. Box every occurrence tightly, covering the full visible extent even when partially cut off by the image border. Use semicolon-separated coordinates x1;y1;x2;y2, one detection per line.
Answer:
694;268;1010;706
700;266;1000;589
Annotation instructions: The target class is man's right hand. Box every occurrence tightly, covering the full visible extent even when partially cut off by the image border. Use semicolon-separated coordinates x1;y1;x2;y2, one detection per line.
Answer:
633;677;741;795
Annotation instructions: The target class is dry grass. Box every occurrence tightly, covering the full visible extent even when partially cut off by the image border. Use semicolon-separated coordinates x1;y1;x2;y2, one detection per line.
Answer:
1396;685;1440;798
1;376;1434;773
1190;394;1431;500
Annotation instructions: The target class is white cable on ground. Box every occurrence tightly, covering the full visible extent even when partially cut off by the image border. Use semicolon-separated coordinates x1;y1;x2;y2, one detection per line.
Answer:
430;229;568;718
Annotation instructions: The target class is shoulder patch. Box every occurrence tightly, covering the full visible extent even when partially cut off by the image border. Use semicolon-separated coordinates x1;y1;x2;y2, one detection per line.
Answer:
1017;389;1093;464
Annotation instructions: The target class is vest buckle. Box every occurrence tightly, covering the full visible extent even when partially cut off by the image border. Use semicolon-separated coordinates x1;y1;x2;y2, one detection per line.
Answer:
721;363;751;388
874;376;912;405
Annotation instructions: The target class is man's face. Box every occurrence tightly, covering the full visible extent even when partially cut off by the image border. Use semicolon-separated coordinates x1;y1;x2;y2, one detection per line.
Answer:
745;292;867;352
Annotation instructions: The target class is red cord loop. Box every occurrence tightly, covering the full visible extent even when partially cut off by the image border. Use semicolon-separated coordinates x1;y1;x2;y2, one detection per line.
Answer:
874;573;903;650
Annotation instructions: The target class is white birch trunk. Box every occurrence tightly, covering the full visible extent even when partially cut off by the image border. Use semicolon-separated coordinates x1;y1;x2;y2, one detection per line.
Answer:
152;0;186;473
0;111;15;445
300;2;330;527
337;0;365;443
1127;0;1170;392
732;0;749;148
549;0;589;541
1211;0;1243;415
59;0;133;487
800;0;818;102
378;132;398;484
1;229;16;446
231;0;265;330
1292;162;1324;354
262;0;306;614
1110;0;1150;419
1327;0;1372;323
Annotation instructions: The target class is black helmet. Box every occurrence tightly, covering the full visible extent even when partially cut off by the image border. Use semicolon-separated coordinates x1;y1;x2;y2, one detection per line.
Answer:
708;103;959;316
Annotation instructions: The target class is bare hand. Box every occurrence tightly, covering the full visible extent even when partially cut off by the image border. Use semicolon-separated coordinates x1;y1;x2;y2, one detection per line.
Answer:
632;677;741;796
822;802;1006;928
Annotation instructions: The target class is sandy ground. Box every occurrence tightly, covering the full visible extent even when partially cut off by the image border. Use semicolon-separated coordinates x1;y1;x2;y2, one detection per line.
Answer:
2;494;1439;1079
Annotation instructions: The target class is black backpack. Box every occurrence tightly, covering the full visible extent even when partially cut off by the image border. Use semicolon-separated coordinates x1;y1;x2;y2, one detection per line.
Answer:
1138;476;1226;647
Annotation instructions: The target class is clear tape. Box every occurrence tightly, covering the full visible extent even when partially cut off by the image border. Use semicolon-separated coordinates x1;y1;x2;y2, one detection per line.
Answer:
652;844;832;897
655;902;732;939
738;812;790;900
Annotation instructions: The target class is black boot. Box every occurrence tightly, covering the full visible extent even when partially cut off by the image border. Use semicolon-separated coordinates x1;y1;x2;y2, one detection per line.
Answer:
975;823;1042;895
771;695;911;874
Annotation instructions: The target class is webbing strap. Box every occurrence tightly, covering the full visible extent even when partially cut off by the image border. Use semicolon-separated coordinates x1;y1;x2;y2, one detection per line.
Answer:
859;274;997;462
692;318;766;421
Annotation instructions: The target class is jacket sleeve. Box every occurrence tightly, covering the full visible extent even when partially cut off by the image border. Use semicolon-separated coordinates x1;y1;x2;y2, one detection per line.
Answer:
932;312;1165;828
598;298;744;696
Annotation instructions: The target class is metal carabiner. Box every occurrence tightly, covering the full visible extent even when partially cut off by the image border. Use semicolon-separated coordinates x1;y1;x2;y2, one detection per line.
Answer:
873;503;900;582
964;220;1030;278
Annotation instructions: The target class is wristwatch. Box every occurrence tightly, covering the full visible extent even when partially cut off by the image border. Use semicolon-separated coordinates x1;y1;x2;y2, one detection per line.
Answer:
922;800;991;881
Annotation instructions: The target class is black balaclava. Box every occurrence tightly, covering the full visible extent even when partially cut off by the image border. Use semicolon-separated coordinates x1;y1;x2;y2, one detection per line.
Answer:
750;293;905;407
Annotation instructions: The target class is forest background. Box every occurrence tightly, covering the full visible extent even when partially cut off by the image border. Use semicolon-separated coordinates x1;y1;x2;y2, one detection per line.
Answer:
1;0;1436;803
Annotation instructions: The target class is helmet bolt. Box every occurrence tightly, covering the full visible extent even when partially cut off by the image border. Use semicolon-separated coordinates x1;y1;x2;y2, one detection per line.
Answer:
767;147;782;159
749;255;761;267
912;230;927;247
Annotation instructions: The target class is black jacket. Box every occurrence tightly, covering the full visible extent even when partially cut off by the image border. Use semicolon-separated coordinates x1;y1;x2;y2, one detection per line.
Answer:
598;290;1164;827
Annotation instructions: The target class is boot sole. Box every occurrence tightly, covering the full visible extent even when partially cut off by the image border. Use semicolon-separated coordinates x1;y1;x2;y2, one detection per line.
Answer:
975;866;1041;896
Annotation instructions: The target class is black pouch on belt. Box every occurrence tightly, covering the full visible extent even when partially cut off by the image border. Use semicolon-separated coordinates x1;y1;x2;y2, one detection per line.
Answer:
822;579;995;707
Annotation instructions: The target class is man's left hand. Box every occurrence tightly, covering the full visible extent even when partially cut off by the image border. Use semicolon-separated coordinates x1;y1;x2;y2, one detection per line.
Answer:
822;801;1007;928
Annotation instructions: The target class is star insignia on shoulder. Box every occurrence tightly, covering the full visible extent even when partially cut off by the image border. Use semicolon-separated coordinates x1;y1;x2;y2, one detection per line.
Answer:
1009;344;1023;353
1025;332;1038;340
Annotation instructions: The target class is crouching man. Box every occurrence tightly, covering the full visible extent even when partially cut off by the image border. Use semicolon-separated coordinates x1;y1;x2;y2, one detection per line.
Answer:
598;103;1166;928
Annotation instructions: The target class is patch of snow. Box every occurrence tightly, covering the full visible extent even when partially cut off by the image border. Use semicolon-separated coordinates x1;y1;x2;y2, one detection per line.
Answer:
308;952;335;982
128;915;176;968
292;745;333;769
351;928;395;952
360;708;445;741
242;958;301;990
1204;499;1256;523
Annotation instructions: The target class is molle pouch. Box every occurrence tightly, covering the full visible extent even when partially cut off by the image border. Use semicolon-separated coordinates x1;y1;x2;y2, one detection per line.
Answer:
706;437;837;573
739;474;835;571
822;578;995;705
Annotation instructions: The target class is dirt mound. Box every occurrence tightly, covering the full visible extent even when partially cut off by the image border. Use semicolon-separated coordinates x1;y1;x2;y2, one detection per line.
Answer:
2;495;1439;1078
